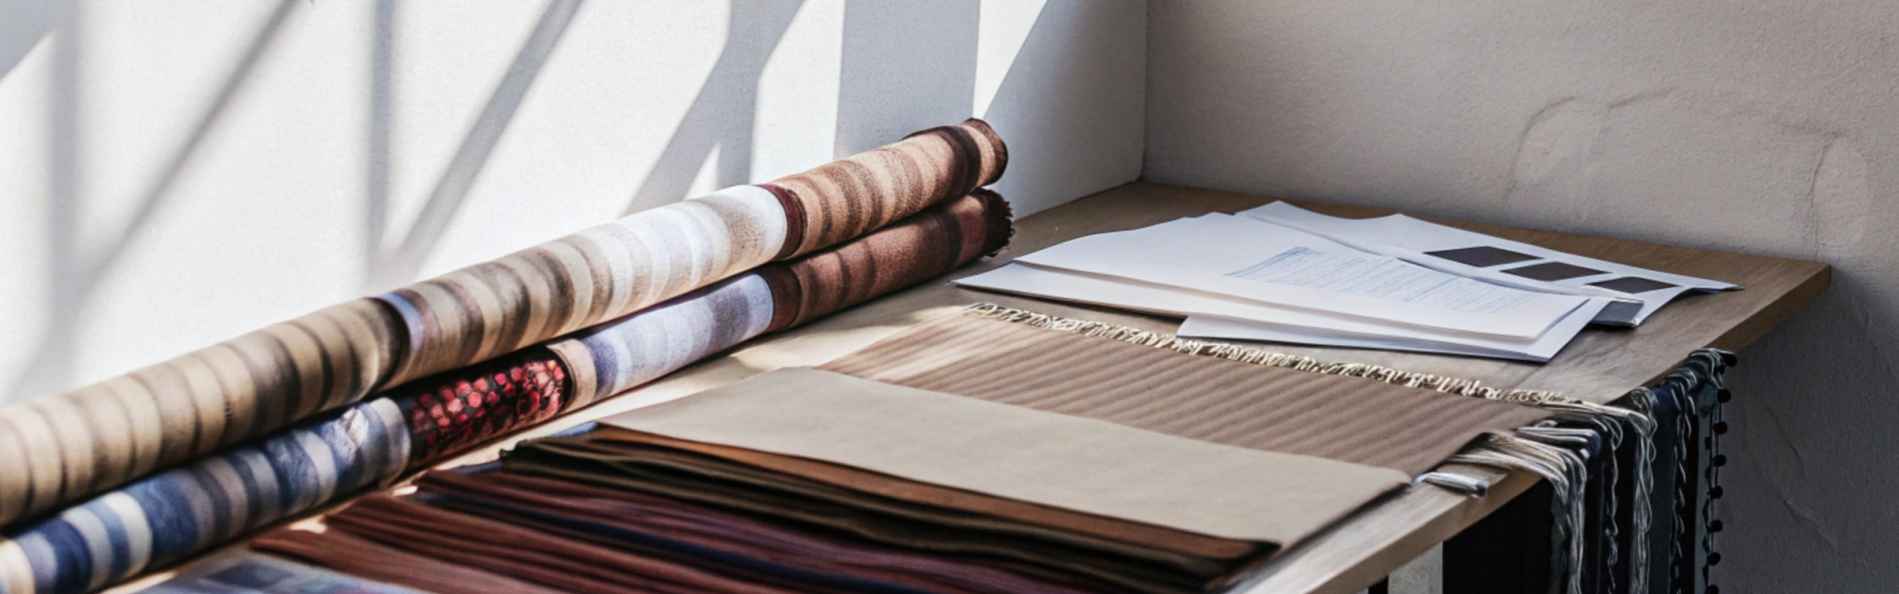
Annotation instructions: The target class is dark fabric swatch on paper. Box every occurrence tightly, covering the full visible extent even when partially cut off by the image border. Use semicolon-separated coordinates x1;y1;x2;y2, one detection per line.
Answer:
1503;261;1607;281
1425;246;1539;267
1589;276;1678;294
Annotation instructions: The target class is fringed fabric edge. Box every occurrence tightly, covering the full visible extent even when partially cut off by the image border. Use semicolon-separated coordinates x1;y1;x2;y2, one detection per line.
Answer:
960;303;1734;594
962;303;1567;401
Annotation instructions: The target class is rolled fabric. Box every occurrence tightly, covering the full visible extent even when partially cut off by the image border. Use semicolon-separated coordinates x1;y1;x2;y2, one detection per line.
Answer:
767;118;1007;258
0;192;1012;594
381;118;1005;388
0;300;404;530
0;119;1006;529
548;190;1011;407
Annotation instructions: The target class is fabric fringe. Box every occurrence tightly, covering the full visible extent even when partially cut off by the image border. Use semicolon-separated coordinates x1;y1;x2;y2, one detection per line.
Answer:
961;303;1732;594
963;303;1566;401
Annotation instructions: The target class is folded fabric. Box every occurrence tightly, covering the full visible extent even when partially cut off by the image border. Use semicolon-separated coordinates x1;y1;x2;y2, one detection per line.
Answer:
245;306;1668;594
577;428;1254;561
0;192;1012;594
0;119;1006;528
820;307;1553;475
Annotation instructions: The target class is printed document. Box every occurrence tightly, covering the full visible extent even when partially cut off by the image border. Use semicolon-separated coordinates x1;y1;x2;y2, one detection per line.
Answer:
1239;202;1739;326
1011;214;1589;339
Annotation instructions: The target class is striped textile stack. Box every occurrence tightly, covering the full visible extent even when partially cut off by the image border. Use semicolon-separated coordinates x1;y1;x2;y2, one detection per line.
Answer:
0;120;1010;594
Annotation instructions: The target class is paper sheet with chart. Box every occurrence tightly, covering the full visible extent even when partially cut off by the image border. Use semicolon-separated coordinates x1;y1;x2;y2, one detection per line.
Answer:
1240;202;1739;326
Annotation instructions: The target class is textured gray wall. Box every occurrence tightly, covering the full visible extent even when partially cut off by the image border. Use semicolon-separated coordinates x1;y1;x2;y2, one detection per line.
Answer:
1148;2;1899;592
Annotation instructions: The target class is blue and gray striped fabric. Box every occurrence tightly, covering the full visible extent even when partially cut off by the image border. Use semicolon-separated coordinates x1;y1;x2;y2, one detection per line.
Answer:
0;400;408;594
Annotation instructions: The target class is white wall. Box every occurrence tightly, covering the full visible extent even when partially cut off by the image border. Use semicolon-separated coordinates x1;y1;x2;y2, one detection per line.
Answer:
1149;2;1898;591
0;0;1145;404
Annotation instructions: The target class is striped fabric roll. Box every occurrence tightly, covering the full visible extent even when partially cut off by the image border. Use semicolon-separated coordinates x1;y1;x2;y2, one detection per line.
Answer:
376;186;788;388
0;119;1007;530
767;118;1007;258
0;300;403;530
380;119;1005;389
0;399;410;594
0;192;1013;594
550;191;1012;406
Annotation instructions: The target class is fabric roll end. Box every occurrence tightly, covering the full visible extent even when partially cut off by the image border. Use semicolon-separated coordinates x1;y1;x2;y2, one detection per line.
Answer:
757;183;808;262
545;341;598;411
960;117;1010;186
969;189;1016;257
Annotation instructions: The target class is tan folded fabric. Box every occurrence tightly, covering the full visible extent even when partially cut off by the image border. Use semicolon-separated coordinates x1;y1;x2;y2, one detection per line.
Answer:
819;313;1553;475
583;426;1257;560
599;368;1408;547
503;442;1197;593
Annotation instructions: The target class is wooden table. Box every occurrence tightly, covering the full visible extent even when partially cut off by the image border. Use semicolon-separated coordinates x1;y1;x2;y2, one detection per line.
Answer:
116;182;1829;594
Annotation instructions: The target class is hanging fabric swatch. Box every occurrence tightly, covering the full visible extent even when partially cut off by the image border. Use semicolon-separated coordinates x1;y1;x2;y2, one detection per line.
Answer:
0;192;1012;594
0;119;1006;529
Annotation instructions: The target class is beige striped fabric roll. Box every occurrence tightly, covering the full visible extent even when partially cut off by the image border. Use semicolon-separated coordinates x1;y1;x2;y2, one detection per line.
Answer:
377;186;791;388
0;298;402;526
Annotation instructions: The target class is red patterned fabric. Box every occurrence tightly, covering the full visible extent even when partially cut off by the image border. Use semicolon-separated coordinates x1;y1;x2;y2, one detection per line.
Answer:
394;347;569;463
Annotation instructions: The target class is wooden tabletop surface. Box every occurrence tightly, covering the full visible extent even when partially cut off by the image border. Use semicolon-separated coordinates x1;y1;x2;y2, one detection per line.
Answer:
114;182;1830;594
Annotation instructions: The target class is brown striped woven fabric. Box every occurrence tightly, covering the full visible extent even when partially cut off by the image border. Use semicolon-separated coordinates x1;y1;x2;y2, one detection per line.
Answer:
760;189;1011;333
819;311;1552;475
0;298;402;526
766;118;1006;259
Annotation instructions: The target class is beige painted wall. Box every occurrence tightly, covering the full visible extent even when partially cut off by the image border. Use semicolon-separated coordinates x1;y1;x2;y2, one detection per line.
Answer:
1149;2;1898;591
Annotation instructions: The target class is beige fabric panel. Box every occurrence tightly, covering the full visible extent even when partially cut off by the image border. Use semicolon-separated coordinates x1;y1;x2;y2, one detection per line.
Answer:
820;314;1552;475
602;368;1407;546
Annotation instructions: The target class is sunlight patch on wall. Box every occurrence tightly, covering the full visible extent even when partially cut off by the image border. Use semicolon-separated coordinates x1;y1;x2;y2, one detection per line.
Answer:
974;0;1046;117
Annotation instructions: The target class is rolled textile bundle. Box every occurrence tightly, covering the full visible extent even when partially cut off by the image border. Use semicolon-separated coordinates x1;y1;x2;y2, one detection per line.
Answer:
0;300;404;531
0;119;1006;529
0;192;1013;594
550;190;1012;406
379;118;1006;388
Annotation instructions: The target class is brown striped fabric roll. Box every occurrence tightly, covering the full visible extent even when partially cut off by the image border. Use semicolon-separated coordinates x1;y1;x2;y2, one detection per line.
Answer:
0;298;402;527
766;118;1007;259
760;189;1011;333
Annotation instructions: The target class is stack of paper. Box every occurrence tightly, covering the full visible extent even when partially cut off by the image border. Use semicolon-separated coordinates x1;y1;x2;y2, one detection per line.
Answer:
1239;203;1738;326
958;204;1735;361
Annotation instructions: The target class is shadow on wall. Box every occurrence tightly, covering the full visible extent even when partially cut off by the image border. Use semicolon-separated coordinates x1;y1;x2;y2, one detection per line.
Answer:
0;0;50;85
6;1;1145;403
619;0;807;216
12;0;303;402
365;0;584;289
